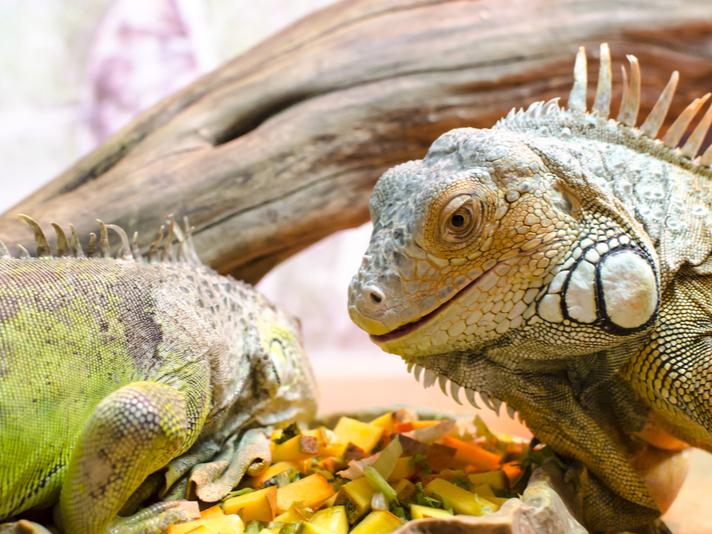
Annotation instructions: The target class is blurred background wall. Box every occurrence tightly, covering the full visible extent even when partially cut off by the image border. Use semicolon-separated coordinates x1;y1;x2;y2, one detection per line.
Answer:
0;0;402;384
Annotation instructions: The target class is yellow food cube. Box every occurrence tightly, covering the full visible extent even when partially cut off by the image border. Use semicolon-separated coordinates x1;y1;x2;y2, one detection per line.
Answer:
349;510;402;534
249;461;303;488
467;470;508;491
482;496;508;508
167;515;244;534
368;412;395;432
333;477;376;523
309;505;349;534
297;522;333;534
333;417;383;455
423;478;492;516
471;483;496;498
409;504;454;520
272;435;319;463
274;506;309;524
223;487;278;522
387;457;415;482
185;526;213;534
200;504;224;518
302;428;348;457
277;473;335;513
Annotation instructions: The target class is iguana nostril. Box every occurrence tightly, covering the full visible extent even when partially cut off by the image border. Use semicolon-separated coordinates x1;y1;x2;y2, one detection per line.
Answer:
370;292;383;304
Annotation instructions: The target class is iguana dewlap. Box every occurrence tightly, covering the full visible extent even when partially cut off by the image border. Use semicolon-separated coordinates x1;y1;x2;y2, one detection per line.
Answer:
0;217;317;533
349;44;712;532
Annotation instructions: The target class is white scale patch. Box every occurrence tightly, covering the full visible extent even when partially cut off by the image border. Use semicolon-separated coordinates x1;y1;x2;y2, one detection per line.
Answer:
565;260;597;323
600;250;657;329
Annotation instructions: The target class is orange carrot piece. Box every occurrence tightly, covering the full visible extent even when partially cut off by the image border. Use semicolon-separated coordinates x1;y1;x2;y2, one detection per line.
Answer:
393;420;440;433
501;462;523;484
441;435;501;472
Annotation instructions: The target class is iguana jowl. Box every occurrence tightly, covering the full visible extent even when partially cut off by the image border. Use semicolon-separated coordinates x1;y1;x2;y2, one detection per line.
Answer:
348;44;712;532
0;216;317;533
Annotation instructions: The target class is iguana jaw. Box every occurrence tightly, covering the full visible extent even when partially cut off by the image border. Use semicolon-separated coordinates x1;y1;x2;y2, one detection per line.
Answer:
369;262;495;344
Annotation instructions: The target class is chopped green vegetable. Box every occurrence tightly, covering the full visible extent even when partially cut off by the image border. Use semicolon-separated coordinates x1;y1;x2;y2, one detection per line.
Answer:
389;500;408;521
451;471;472;491
274;422;302;445
363;466;398;502
370;437;403;480
408;454;431;476
414;482;443;509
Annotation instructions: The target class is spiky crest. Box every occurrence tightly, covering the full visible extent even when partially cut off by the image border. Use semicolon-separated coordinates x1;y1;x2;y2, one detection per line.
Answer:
497;43;712;170
1;215;201;266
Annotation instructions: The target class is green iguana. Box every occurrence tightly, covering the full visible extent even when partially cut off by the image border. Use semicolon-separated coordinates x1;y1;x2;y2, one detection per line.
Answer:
0;216;317;533
348;44;712;532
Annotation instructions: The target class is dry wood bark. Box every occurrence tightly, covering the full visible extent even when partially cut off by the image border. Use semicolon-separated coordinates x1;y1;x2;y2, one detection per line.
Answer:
3;0;712;283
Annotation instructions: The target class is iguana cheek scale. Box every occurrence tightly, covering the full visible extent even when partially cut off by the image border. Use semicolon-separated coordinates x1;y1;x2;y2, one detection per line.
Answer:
348;43;712;531
0;216;317;534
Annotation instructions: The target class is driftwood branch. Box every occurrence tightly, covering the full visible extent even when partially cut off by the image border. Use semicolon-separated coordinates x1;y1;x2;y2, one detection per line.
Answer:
3;0;712;283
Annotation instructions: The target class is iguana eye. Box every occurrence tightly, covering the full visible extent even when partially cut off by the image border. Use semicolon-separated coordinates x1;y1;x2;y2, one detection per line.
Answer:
441;195;480;243
269;339;293;386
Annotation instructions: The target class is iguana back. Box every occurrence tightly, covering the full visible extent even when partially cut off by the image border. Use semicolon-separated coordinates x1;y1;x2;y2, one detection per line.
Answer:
0;217;317;533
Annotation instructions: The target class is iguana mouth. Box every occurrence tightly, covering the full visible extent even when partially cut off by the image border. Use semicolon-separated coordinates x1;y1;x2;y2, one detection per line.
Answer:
371;265;495;343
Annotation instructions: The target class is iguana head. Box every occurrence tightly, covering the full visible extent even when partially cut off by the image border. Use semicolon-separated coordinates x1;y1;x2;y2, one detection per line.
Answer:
253;305;318;425
346;44;700;408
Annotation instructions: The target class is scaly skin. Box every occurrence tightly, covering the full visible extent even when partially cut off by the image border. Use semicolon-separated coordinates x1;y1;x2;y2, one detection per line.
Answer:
349;47;712;532
0;219;317;533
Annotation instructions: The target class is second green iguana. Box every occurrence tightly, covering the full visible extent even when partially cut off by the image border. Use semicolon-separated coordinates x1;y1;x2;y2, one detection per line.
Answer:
0;216;317;533
349;44;712;532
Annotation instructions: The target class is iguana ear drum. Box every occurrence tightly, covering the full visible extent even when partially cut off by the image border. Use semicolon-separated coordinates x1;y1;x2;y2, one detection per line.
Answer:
538;237;659;333
598;250;658;329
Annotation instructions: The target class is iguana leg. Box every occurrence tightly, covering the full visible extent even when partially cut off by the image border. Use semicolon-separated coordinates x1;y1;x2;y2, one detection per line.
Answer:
58;382;190;534
505;371;660;532
623;272;712;450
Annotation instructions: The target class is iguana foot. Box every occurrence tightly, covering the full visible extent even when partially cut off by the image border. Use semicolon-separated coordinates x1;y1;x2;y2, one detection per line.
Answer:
107;501;199;534
624;518;673;534
0;521;54;534
58;382;190;534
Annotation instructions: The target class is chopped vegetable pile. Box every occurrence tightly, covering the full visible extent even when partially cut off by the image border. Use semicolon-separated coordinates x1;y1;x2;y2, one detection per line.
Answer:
167;409;547;534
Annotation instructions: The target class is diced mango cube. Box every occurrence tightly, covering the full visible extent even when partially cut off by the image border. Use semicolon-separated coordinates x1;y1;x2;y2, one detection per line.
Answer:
349;510;402;534
409;504;454;519
467;470;508;491
249;461;303;488
277;473;335;513
298;523;332;534
272;435;319;463
200;504;224;518
483;496;509;508
167;515;244;534
333;417;383;455
309;505;349;534
369;412;395;432
274;506;309;524
302;428;347;458
223;487;278;522
185;526;213;534
423;478;491;516
471;483;496;498
387;456;415;482
333;477;375;523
